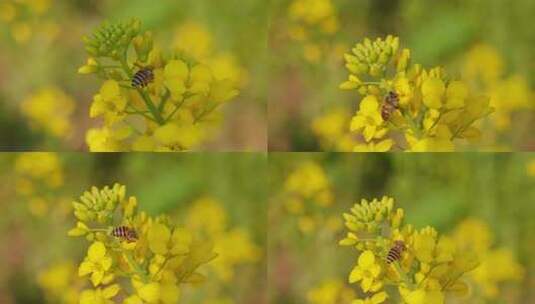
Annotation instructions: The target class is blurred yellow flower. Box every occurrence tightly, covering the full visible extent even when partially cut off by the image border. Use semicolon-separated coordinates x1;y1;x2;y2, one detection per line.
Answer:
488;75;531;130
311;108;356;151
282;161;337;234
174;21;213;60
463;44;503;85
79;285;120;304
286;0;340;62
20;87;75;138
284;161;332;205
208;53;248;87
14;153;68;217
0;0;56;43
462;44;532;133
15;152;63;192
185;197;260;282
38;262;79;304
306;278;355;304
212;229;261;281
185;197;228;235
451;218;523;299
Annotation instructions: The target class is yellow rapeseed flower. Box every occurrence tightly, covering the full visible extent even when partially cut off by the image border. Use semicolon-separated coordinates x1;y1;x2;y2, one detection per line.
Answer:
349;250;383;292
79;285;120;304
78;241;113;286
350;95;387;142
90;80;127;125
306;278;355;304
352;291;387;304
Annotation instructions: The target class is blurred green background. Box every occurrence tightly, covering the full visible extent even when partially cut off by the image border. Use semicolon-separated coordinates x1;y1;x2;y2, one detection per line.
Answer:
0;0;268;150
268;0;535;151
0;152;267;303
268;153;535;303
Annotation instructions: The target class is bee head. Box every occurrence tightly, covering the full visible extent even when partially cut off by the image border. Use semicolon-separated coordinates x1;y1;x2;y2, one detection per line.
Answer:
393;240;406;250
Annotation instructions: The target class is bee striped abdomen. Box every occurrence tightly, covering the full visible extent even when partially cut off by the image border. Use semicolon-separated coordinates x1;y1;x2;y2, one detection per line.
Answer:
131;68;154;88
386;240;406;264
111;226;138;242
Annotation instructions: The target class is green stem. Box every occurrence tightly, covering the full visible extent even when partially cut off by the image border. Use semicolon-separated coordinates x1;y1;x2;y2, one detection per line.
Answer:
426;107;463;135
403;112;422;138
138;89;165;124
417;262;447;288
88;228;109;233
193;103;220;124
126;105;156;122
158;90;171;113
450;117;478;140
99;65;122;69
165;98;187;122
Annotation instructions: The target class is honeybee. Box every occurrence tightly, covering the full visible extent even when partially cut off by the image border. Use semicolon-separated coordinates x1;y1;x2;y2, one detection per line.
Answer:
381;91;400;121
386;240;406;264
131;67;154;89
111;226;138;243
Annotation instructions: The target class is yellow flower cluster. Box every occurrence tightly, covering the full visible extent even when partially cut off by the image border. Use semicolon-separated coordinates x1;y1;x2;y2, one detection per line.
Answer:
451;218;523;300
311;108;357;151
37;261;82;304
173;21;248;88
463;44;532;131
340;36;494;151
184;197;261;283
79;19;239;151
282;161;341;234
68;184;217;304
0;0;58;44
14;152;65;216
339;196;479;304
307;278;355;304
287;0;340;62
20;87;75;139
